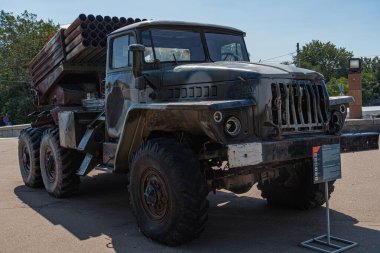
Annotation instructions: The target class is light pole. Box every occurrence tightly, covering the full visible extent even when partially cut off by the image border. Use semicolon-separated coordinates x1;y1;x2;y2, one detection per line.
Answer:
348;58;363;119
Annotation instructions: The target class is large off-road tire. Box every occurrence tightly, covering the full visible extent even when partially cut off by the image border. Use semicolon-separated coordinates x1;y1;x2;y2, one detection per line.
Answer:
129;138;209;246
18;127;43;187
257;159;335;210
40;128;80;198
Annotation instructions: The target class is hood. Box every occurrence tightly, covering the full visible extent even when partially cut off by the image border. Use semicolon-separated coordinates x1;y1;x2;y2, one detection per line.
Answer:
162;61;323;86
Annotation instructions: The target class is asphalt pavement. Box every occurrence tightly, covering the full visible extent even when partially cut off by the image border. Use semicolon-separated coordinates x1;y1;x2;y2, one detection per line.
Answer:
0;138;379;253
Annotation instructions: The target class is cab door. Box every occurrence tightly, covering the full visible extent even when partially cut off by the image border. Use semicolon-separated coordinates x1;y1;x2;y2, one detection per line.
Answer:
105;32;137;138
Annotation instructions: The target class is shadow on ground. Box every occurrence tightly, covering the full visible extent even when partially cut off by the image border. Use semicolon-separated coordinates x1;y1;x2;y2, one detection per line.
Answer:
14;172;380;253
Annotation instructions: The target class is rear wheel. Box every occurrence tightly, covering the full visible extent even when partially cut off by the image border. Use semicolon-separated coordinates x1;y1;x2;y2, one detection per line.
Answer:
129;138;209;245
257;159;335;210
18;127;43;187
40;128;80;198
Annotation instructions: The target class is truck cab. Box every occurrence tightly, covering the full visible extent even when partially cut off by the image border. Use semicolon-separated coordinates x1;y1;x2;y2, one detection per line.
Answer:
105;21;251;140
103;20;367;170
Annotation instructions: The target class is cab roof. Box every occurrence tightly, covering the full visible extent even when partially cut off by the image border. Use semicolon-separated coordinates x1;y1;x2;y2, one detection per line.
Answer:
110;20;246;36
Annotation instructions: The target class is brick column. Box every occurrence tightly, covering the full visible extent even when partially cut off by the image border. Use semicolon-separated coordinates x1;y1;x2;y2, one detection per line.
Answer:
348;72;362;119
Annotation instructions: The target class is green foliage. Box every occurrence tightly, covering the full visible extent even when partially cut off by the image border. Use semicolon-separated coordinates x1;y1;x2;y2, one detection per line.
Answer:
326;77;348;96
0;10;58;124
326;65;380;105
294;40;353;82
295;41;380;105
361;58;380;105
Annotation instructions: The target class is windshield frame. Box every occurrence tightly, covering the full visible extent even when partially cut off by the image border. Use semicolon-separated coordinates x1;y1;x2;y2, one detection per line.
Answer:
138;26;249;64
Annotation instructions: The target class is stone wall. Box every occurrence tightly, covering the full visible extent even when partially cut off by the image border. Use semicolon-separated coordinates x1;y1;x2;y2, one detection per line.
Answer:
0;124;31;138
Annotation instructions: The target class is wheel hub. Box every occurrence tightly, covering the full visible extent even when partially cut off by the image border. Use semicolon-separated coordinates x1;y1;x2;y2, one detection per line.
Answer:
140;169;168;220
144;183;159;205
45;150;56;183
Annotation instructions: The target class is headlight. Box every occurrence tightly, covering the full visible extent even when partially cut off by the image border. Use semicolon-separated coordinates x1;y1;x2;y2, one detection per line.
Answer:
225;116;241;136
213;111;223;123
340;105;346;114
329;111;344;135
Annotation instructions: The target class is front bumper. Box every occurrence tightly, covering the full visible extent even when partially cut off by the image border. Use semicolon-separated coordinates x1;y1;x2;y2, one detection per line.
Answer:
227;132;379;168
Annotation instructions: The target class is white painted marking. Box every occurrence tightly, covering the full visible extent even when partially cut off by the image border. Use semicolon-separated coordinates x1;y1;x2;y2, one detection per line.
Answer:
227;142;263;168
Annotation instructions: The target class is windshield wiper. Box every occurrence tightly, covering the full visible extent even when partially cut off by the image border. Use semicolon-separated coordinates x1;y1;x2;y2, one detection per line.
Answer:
172;54;178;65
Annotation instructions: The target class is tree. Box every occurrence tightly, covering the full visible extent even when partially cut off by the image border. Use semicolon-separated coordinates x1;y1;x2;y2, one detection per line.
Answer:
326;77;348;97
325;59;380;105
361;57;380;105
0;10;58;124
294;40;353;82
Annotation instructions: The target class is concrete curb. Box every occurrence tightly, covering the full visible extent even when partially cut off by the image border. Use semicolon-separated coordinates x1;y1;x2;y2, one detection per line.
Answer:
343;118;380;133
0;124;30;138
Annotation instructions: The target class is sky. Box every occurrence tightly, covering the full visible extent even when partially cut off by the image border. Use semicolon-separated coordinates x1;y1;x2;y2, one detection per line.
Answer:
1;0;380;63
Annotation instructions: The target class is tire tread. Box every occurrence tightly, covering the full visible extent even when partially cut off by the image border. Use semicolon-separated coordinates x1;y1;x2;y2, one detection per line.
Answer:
129;137;208;245
40;128;80;198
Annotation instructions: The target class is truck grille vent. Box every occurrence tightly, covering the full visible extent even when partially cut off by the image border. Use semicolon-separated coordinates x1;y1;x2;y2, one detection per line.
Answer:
270;80;328;133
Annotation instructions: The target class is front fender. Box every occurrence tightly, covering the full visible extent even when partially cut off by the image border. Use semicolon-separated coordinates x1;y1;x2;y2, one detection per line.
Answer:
328;96;354;134
114;99;256;171
329;96;354;107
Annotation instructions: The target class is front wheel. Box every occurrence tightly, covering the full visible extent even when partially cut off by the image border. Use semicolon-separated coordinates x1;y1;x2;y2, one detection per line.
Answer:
129;138;209;245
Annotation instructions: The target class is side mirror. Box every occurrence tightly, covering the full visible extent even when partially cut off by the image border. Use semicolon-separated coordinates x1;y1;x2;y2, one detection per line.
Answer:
129;44;145;77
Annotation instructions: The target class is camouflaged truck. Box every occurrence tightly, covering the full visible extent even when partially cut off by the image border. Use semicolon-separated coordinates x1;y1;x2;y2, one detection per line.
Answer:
19;20;379;245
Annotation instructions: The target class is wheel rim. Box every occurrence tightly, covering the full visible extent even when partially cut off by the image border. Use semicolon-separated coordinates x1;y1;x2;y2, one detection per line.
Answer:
140;168;169;221
21;145;30;175
44;147;56;183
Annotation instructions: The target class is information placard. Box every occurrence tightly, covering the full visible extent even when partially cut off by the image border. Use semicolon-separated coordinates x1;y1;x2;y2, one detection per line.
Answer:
313;144;341;184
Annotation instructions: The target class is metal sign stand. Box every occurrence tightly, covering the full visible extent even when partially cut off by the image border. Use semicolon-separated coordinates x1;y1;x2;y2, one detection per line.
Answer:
300;144;358;253
300;182;358;253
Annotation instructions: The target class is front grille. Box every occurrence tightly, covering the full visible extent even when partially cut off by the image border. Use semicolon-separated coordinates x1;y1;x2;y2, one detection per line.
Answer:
270;80;328;133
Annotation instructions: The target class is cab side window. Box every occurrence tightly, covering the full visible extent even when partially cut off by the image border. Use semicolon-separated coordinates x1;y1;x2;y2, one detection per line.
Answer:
111;34;136;69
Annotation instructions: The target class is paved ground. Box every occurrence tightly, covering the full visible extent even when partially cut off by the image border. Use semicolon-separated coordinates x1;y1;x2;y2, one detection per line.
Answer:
1;138;379;253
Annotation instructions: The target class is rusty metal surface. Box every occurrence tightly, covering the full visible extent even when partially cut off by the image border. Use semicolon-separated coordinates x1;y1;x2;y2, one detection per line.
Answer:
29;14;142;107
34;63;104;105
50;106;82;126
63;14;87;37
29;29;65;73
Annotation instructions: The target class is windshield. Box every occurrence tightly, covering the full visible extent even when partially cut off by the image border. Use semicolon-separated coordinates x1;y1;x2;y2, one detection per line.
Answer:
141;29;205;63
141;29;249;63
205;33;249;62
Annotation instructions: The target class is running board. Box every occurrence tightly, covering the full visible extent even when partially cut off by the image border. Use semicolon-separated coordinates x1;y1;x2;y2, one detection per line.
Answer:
94;165;114;173
77;153;95;176
77;154;114;176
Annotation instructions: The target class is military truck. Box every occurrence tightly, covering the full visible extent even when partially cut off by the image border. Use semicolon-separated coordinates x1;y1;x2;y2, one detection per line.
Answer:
18;15;379;245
